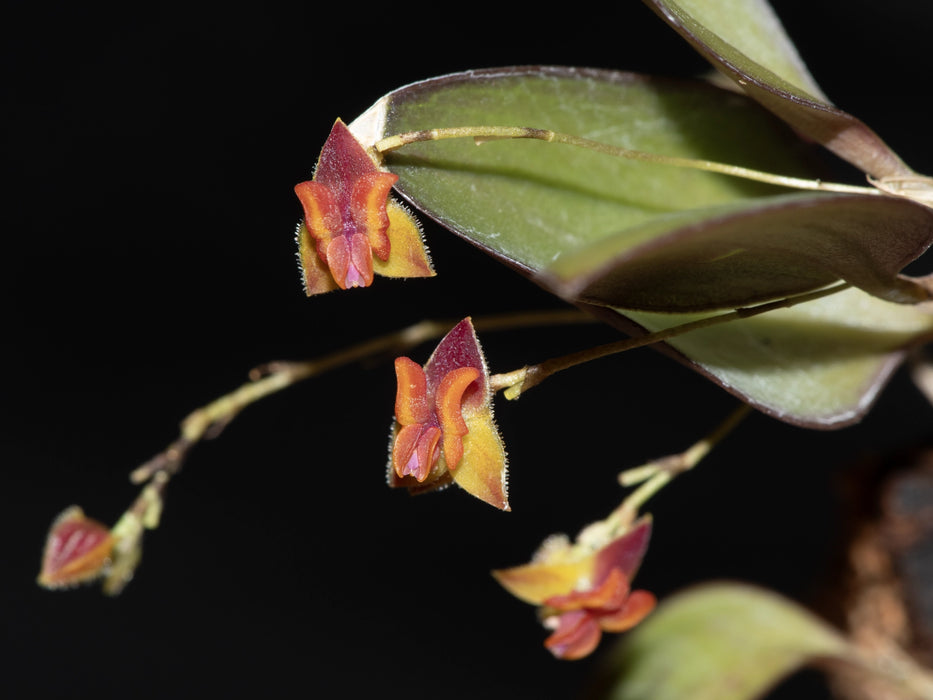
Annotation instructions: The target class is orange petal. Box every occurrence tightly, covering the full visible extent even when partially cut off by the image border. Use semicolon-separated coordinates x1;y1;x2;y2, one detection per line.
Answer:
436;366;480;470
598;589;656;633
393;424;441;482
544;610;603;661
394;357;431;425
294;181;345;295
38;506;114;589
294;180;340;249
350;172;397;262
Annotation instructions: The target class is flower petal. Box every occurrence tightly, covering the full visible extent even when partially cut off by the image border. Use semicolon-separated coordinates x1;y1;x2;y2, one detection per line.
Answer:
294;178;342;295
294;180;340;251
598;589;657;632
394;357;431;425
350;171;397;262
436;366;481;470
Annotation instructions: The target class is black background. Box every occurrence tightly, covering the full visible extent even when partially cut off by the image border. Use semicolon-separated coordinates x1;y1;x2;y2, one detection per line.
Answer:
6;2;933;698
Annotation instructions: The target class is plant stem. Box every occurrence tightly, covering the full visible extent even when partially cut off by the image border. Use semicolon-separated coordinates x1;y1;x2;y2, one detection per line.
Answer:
375;126;880;197
129;309;593;485
842;644;933;700
617;404;751;516
494;282;851;399
573;404;751;550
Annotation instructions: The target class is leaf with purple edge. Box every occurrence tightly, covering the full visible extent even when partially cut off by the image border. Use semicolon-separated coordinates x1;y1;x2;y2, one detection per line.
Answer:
642;0;916;180
544;192;933;311
351;67;933;427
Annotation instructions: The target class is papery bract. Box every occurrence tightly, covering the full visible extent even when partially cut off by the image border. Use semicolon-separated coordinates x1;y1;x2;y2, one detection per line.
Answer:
388;318;509;510
294;119;434;294
493;516;656;659
37;506;114;589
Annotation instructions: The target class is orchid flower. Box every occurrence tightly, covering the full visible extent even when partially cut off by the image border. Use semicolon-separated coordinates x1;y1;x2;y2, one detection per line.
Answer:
294;119;434;294
388;318;509;510
37;506;114;589
494;516;656;659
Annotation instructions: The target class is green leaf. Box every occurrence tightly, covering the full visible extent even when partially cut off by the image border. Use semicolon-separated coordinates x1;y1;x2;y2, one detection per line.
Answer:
351;67;933;426
599;583;851;700
643;0;914;178
354;67;819;275
646;0;828;101
358;67;933;311
594;287;933;427
546;192;933;312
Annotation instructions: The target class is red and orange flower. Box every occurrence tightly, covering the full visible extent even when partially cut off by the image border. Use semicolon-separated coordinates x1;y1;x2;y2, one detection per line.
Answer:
37;506;114;589
493;516;656;660
294;119;434;294
388;318;509;510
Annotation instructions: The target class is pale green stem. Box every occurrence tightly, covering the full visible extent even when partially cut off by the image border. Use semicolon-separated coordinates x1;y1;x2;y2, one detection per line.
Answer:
619;404;752;487
617;404;752;519
575;404;752;548
375;126;880;197
129;309;593;485
841;645;933;700
494;282;852;400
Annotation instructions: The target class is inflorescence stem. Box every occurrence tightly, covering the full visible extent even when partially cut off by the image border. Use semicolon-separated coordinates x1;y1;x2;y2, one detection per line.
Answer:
129;309;594;486
375;126;880;197
576;403;752;550
493;282;852;400
619;403;752;514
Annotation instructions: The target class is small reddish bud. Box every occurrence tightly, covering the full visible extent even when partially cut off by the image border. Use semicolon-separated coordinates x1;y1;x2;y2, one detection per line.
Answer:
38;506;114;589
